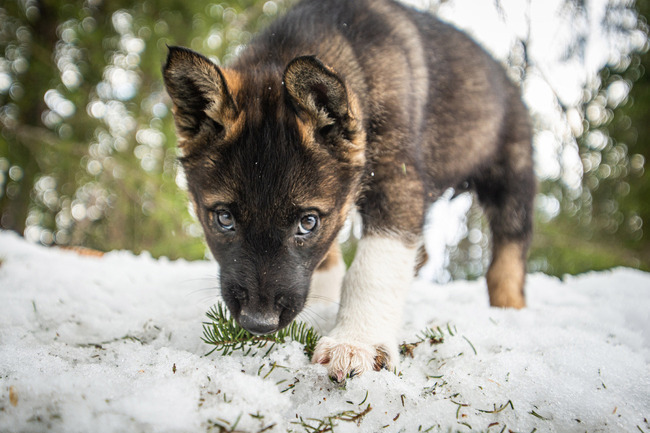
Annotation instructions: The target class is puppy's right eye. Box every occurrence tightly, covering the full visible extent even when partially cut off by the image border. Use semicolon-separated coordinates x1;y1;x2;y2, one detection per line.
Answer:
297;213;319;235
212;210;235;231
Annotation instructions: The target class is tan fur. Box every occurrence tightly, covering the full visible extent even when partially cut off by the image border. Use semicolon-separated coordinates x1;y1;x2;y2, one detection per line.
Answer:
220;69;242;98
372;346;390;371
217;69;246;142
414;244;428;276
295;117;314;148
204;69;245;144
317;242;343;271
344;92;367;166
486;242;526;309
199;191;236;208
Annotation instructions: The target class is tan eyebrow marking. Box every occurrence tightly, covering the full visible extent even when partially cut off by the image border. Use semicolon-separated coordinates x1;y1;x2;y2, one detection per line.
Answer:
200;191;236;209
294;199;336;216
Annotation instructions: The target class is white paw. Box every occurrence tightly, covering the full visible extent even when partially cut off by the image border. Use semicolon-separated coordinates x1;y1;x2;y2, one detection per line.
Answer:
312;336;395;383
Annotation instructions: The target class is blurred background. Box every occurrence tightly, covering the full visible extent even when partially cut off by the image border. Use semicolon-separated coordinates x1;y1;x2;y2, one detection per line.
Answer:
0;0;648;280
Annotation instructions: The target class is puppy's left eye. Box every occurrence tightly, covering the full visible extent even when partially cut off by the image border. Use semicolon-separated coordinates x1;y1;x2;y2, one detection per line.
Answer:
212;209;235;231
297;214;319;235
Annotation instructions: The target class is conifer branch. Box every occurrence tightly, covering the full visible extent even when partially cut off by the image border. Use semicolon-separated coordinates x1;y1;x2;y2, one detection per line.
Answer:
201;303;320;357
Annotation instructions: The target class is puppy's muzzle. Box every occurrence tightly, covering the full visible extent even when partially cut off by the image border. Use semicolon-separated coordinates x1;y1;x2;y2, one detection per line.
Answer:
238;309;280;335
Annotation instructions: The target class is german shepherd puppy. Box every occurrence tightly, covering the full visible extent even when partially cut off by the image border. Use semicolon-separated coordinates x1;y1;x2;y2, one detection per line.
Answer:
163;0;534;382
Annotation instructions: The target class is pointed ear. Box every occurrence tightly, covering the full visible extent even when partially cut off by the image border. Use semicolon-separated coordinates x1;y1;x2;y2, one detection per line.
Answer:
283;56;349;129
162;46;237;144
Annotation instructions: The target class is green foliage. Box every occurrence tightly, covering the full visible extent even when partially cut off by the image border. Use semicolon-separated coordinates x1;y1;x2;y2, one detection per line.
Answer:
340;237;357;269
202;302;320;357
0;0;290;259
530;212;649;276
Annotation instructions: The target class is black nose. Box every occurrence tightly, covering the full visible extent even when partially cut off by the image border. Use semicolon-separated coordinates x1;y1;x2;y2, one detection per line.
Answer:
238;311;279;335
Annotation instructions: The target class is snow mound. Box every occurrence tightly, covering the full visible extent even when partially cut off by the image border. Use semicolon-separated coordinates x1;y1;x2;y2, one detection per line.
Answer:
0;231;648;432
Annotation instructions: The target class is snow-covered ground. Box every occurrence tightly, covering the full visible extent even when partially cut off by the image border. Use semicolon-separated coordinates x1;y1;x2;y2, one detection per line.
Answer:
0;230;648;432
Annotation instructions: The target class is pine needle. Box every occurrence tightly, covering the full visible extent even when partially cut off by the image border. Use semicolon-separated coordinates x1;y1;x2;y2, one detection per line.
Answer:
201;302;320;357
291;404;373;432
399;326;446;357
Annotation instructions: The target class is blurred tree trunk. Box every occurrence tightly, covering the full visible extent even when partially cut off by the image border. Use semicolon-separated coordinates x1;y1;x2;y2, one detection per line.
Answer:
624;0;650;264
0;0;59;234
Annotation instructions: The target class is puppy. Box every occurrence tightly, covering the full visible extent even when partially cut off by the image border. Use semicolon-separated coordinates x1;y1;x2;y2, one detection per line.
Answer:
163;0;534;382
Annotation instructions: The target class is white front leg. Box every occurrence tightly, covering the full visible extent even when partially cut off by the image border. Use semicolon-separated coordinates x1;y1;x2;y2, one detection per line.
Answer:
312;235;417;382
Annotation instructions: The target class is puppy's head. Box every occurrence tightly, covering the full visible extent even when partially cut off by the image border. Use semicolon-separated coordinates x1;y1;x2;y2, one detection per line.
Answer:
163;47;365;334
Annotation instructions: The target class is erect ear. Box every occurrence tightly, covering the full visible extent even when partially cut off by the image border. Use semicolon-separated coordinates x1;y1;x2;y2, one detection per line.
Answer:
283;56;349;131
162;46;237;145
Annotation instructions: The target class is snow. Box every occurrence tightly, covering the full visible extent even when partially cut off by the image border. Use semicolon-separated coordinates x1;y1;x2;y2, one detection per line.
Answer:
1;230;649;432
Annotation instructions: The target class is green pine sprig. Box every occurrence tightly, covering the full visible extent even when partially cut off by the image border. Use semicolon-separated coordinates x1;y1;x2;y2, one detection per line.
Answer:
400;326;446;357
201;302;320;358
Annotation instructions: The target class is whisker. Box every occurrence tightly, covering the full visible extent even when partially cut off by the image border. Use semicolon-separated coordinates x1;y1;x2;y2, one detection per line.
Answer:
193;297;219;307
300;307;328;324
306;294;341;307
177;274;219;284
297;310;323;334
187;287;220;296
184;284;223;309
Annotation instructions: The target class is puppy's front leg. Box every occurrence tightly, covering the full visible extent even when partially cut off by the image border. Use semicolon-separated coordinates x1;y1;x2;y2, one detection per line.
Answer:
312;235;417;382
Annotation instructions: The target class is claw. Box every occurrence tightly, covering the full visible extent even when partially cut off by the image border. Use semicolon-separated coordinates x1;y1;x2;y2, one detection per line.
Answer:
330;370;346;384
